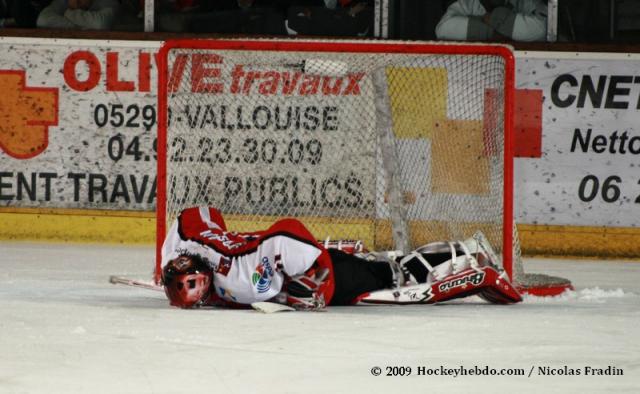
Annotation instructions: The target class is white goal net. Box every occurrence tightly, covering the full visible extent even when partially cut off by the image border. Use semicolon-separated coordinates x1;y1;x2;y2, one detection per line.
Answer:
156;39;570;295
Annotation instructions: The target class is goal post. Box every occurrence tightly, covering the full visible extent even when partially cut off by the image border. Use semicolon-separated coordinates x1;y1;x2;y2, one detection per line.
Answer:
156;39;570;296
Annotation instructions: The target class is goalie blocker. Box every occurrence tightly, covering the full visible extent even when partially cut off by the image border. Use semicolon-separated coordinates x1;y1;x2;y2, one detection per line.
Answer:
160;206;521;310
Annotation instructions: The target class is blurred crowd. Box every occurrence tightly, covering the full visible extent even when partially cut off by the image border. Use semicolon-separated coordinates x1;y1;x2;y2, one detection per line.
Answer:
0;0;638;43
0;0;374;36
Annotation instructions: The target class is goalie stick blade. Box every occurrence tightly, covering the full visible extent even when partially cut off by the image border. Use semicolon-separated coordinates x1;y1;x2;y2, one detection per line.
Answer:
109;279;307;312
109;275;164;292
251;302;296;313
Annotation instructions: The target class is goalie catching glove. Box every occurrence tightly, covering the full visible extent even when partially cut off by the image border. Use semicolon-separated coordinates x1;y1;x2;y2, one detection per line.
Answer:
282;267;330;311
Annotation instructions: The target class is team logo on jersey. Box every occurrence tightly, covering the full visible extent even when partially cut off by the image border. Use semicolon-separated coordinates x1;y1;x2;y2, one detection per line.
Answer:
215;257;233;276
252;257;274;293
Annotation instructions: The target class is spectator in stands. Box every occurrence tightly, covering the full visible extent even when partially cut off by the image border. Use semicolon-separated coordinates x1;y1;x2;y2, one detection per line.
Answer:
0;0;15;27
159;0;287;35
111;0;144;31
37;0;120;30
193;0;287;34
12;1;52;28
287;0;373;37
435;0;547;42
158;0;230;32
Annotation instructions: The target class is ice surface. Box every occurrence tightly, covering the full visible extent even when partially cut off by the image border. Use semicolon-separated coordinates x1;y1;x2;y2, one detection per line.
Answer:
1;242;639;394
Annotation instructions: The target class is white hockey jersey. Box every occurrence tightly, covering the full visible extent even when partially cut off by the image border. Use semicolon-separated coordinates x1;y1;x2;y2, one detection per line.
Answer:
161;207;334;305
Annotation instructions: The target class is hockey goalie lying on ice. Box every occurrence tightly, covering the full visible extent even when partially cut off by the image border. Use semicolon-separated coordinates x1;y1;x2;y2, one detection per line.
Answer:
161;206;522;310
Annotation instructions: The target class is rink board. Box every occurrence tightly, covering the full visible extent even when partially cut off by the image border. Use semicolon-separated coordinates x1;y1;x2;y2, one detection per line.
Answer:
1;37;640;257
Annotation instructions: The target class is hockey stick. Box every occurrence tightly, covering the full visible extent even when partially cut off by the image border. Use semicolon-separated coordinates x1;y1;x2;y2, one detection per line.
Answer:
109;275;296;313
250;302;296;313
109;275;163;291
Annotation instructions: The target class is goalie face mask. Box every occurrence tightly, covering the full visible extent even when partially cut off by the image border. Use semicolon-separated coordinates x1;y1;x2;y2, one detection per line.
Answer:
162;255;213;308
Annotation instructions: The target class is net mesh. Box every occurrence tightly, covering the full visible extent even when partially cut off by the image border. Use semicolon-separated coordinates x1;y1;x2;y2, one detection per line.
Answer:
158;41;531;284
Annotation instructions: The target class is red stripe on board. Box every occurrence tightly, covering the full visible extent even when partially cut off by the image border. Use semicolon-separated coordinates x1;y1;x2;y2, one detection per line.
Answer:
514;89;543;158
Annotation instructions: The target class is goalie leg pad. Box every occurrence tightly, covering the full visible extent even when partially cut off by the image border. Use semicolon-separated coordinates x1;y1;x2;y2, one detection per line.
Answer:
354;265;522;305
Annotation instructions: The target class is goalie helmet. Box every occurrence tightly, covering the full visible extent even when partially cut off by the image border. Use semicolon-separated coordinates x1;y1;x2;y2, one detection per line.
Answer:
162;255;213;308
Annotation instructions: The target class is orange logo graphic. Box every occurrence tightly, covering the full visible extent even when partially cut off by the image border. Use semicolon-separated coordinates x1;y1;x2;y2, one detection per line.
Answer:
0;70;59;159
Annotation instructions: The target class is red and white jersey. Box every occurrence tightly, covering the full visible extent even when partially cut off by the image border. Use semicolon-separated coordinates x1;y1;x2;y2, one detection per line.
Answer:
161;207;334;305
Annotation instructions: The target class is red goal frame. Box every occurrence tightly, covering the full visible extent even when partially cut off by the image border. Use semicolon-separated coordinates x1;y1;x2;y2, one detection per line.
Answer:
155;39;515;284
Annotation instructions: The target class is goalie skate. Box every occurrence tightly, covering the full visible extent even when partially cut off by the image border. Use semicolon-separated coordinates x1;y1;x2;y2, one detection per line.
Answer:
464;230;504;271
392;230;501;286
354;265;522;305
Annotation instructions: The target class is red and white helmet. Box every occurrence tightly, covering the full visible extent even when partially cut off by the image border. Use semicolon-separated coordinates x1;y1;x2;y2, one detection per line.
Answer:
162;255;212;308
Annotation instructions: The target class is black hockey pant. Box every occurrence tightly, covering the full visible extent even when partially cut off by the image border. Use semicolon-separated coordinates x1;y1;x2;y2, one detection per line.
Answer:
328;249;393;306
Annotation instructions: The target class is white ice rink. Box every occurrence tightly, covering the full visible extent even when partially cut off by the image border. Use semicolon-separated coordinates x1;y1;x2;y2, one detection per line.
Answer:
1;242;639;394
